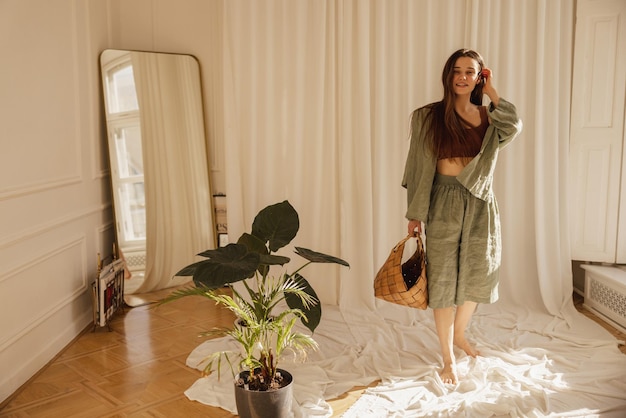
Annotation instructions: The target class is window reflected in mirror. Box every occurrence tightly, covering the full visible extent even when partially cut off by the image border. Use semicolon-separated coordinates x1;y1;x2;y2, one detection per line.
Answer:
105;61;138;113
113;126;145;244
103;53;145;252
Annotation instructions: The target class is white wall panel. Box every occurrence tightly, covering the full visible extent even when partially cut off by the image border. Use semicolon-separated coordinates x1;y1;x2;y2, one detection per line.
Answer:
0;1;82;198
0;285;92;406
0;0;113;403
570;0;626;262
584;16;618;128
0;237;87;351
570;141;619;261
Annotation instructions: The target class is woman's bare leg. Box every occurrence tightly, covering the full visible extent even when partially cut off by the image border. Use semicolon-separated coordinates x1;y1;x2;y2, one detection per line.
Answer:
454;301;479;357
434;301;480;384
434;307;457;384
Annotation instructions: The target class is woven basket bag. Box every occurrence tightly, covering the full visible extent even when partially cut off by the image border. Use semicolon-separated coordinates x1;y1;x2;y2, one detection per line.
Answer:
374;234;428;309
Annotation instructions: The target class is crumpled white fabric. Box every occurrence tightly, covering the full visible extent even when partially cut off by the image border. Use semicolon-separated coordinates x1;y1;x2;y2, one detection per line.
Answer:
184;304;626;417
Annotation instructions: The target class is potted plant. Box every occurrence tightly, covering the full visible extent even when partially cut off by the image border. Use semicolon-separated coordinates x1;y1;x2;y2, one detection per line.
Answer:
158;200;349;418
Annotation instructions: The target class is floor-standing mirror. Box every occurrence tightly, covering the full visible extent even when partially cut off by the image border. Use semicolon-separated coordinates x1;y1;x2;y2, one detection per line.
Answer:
100;49;214;297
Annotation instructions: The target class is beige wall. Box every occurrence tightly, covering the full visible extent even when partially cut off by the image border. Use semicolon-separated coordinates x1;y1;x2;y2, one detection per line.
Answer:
0;0;112;402
0;0;228;403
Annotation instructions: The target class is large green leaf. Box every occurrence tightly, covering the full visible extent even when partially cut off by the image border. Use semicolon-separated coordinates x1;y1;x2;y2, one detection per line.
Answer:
175;260;204;277
196;243;250;261
238;232;291;266
190;244;260;288
284;274;321;333
258;254;291;265
294;247;350;267
251;200;299;252
238;232;271;276
237;233;268;255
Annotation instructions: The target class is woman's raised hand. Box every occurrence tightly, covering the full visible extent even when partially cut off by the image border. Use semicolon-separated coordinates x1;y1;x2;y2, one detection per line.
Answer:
481;67;500;107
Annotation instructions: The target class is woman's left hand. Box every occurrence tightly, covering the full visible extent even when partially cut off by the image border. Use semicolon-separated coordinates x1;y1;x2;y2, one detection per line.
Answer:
481;68;494;90
481;67;500;107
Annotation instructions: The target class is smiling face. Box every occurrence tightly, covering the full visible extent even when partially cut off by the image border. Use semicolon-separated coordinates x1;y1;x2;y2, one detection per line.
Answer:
452;56;481;96
440;49;485;106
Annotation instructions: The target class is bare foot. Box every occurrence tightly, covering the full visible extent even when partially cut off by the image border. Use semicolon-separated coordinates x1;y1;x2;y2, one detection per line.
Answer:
440;361;458;385
454;337;480;357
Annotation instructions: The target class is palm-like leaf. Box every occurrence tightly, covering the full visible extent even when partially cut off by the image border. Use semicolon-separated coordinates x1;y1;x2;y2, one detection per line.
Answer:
281;275;318;309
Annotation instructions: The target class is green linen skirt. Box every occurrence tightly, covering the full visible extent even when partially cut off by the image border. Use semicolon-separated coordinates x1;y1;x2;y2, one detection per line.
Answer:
425;173;501;309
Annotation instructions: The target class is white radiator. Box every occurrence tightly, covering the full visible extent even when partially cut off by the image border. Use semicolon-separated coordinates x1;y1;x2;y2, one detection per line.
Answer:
582;264;626;334
92;258;126;329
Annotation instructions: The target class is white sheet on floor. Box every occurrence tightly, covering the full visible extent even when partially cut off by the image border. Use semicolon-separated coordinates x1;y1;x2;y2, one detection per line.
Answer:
184;304;626;417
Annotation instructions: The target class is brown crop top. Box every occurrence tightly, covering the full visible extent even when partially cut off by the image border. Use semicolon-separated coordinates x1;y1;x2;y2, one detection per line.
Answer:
437;106;489;160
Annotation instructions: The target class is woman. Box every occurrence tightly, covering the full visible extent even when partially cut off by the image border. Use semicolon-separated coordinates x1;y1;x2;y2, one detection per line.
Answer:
402;49;522;385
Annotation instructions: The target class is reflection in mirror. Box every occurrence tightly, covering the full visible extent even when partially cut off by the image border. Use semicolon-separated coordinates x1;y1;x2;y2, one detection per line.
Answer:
100;49;214;295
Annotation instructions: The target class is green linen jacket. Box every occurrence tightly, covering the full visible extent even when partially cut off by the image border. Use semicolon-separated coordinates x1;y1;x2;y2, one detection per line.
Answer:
402;98;523;222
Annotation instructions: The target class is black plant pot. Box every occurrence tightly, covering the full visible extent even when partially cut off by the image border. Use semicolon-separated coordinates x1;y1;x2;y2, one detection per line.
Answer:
234;369;293;418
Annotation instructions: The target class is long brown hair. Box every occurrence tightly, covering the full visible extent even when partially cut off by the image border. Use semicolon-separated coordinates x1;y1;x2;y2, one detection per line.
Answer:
422;49;485;158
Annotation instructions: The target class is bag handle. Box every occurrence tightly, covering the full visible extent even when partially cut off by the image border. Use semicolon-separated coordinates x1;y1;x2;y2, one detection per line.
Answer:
393;234;413;252
394;232;424;253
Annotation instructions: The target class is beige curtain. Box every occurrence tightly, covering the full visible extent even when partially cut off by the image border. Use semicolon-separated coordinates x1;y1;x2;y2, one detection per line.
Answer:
221;0;575;316
132;52;213;293
183;1;626;415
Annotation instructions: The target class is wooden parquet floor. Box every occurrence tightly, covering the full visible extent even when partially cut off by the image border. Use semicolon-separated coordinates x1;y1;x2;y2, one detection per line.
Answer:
1;289;624;417
0;286;239;418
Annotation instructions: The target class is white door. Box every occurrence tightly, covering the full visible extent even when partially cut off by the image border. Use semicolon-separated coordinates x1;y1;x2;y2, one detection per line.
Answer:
570;0;626;263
